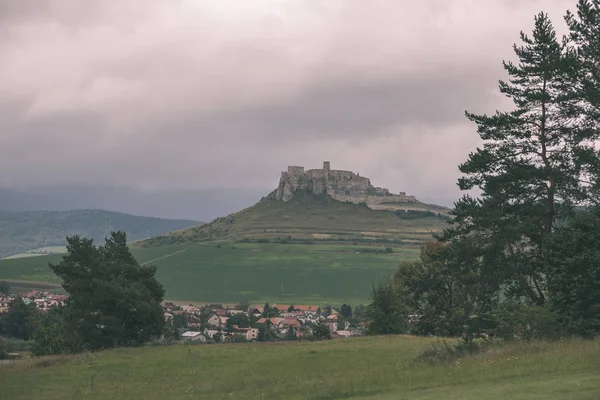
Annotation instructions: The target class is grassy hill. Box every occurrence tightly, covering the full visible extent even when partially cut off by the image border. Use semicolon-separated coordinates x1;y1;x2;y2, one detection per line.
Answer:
0;210;200;259
142;192;448;247
0;336;598;400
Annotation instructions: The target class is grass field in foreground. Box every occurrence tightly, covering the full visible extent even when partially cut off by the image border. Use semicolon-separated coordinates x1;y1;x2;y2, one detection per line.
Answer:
1;336;598;400
0;242;419;305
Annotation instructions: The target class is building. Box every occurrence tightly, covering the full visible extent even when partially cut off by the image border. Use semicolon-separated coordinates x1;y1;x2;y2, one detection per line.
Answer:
181;331;206;341
208;315;229;328
230;326;259;341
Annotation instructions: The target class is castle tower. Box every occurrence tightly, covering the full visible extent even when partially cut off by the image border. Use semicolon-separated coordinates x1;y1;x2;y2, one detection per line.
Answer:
323;161;330;171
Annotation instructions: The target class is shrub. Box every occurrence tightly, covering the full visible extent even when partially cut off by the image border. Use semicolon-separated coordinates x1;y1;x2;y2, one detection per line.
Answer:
414;337;494;364
230;334;247;343
144;337;180;347
311;320;331;340
30;310;84;356
0;337;30;359
490;304;563;341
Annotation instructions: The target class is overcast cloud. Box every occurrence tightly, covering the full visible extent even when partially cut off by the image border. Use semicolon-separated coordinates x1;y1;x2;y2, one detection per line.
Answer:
0;0;576;207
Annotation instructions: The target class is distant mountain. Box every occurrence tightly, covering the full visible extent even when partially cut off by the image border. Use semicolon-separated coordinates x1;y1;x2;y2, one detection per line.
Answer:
0;186;268;221
0;209;200;258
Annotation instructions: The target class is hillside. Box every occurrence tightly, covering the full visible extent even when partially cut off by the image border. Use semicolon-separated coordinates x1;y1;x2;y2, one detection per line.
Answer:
142;192;448;247
0;210;200;258
0;336;598;400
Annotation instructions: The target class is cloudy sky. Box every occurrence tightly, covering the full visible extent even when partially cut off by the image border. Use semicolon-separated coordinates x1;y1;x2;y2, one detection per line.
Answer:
0;0;576;208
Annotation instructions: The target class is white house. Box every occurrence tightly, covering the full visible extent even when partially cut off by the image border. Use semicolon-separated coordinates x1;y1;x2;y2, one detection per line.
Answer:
181;331;206;341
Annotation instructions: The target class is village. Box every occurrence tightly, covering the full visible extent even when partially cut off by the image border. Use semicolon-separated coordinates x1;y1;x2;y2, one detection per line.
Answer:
163;302;367;343
0;291;367;344
0;291;67;313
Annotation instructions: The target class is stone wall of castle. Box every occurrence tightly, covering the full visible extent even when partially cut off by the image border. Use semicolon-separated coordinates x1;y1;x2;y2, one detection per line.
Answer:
274;161;417;206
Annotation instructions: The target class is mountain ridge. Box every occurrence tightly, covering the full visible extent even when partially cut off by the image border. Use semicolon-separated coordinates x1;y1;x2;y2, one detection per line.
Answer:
0;209;201;258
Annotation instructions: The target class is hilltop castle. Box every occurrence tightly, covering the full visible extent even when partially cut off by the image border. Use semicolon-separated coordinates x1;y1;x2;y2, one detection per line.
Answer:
274;161;419;211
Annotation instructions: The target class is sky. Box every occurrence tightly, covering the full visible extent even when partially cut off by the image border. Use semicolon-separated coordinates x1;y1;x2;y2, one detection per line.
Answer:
0;0;577;209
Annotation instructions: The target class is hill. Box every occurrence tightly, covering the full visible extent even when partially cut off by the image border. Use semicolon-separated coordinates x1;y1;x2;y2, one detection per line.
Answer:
142;192;448;247
0;210;200;258
0;336;598;399
141;161;449;248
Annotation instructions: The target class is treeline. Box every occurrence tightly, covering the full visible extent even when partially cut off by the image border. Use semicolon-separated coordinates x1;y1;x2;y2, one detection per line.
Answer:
394;210;446;220
236;237;406;246
367;1;600;340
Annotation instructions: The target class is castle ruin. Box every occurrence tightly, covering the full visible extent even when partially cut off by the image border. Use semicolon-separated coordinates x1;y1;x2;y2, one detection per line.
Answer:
274;161;418;211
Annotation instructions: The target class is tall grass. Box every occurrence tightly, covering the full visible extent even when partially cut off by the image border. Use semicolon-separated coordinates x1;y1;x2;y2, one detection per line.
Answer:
0;335;598;400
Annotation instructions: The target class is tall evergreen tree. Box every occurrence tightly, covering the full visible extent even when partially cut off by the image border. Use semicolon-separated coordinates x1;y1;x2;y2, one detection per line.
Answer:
0;281;10;295
365;277;407;335
565;0;600;202
49;231;165;350
448;12;597;305
340;304;353;320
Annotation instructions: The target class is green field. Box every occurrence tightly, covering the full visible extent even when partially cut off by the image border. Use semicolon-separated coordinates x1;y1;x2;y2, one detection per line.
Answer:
1;336;598;400
1;246;67;260
0;242;420;305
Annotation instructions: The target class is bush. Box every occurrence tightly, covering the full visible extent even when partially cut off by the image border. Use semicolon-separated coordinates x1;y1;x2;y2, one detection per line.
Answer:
0;337;30;359
311;320;331;340
366;277;407;335
395;210;443;220
144;337;180;347
30;309;84;356
230;334;248;343
414;337;494;364
490;304;563;341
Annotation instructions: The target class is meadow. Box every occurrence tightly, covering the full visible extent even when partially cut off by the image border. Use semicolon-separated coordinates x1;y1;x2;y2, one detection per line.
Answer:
0;335;598;400
0;242;420;305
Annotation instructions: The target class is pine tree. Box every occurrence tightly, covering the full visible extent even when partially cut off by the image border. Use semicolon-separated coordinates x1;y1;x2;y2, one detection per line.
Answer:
49;232;165;350
451;12;595;305
365;277;407;335
565;0;600;202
